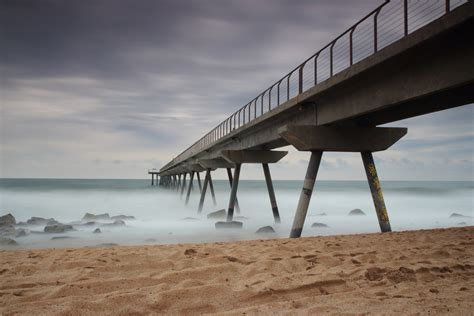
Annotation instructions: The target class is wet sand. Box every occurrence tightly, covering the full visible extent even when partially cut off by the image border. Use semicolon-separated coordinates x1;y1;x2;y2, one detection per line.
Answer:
0;226;473;315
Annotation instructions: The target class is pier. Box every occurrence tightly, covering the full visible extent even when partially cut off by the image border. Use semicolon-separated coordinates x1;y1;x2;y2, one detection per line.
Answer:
155;1;473;237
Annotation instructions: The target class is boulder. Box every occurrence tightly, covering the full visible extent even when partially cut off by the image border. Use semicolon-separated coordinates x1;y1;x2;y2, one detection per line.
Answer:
93;228;101;234
179;217;200;222
95;243;118;247
51;236;74;240
207;209;227;219
348;209;366;216
255;226;275;234
44;224;74;233
145;238;157;242
27;217;56;225
311;222;329;228
15;229;28;237
16;221;28;226
0;237;17;246
215;221;243;229
111;215;135;220
0;225;15;236
315;212;327;216
234;216;250;221
0;213;16;226
101;220;126;227
82;212;110;221
457;222;467;226
449;213;471;218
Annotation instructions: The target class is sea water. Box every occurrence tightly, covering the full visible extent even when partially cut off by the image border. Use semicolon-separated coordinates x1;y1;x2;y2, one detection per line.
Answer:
0;179;472;249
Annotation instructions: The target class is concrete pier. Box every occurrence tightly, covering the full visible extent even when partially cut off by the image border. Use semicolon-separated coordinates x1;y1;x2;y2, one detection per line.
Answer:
155;2;473;237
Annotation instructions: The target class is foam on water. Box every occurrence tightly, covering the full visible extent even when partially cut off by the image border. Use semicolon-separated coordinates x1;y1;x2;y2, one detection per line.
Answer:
0;179;472;249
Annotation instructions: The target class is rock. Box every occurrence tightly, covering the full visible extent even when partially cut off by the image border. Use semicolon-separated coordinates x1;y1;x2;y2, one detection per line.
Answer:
15;229;28;237
101;220;126;227
0;213;16;226
51;236;74;240
93;228;101;234
207;209;227;219
83;221;97;226
449;212;471;218
234;216;250;221
111;215;135;220
348;209;366;216
311;222;329;228
145;238;157;242
255;226;275;234
0;225;15;236
215;221;243;229
0;237;18;246
82;212;110;221
179;217;200;222
27;217;56;225
16;221;28;226
44;224;74;233
315;212;327;216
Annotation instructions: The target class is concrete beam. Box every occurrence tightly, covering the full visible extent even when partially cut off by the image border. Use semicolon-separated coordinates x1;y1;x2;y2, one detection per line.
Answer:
188;163;206;172
279;126;406;152
221;150;288;164
198;158;234;169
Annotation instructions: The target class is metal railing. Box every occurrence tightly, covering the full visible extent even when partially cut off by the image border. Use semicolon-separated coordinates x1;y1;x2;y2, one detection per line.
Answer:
162;0;468;171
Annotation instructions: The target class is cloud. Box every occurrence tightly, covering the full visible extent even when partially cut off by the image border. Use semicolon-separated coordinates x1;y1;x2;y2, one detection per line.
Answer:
1;0;472;180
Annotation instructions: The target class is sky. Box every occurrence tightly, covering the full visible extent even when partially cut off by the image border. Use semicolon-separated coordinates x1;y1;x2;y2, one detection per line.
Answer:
0;0;472;180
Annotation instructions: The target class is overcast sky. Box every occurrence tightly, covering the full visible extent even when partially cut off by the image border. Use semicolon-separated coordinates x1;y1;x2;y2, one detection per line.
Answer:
1;0;472;180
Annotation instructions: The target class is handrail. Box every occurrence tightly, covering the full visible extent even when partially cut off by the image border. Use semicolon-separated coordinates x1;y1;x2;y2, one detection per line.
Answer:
160;0;466;173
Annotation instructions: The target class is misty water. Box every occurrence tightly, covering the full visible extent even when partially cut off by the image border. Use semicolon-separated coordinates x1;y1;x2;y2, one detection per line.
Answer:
0;179;473;249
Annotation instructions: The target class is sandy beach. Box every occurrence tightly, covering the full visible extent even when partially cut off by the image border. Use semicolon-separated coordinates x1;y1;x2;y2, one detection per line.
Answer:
0;226;473;315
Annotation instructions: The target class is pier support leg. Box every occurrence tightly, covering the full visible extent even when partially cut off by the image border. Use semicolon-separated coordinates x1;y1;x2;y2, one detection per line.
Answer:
262;163;281;224
208;171;217;206
177;174;182;192
180;173;187;198
226;168;240;214
151;174;154;186
196;172;203;193
226;163;241;222
290;151;323;238
198;169;211;214
185;171;195;205
361;152;392;232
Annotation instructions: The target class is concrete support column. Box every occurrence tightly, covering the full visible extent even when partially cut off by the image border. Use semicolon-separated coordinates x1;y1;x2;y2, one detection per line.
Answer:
208;171;217;206
226;163;241;222
180;172;187;198
290;151;323;238
185;171;195;205
198;169;211;213
226;168;240;214
262;163;281;224
361;152;392;232
196;172;203;194
177;174;182;192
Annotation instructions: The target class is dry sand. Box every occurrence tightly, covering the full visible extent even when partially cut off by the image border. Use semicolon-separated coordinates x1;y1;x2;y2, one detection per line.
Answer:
0;226;473;315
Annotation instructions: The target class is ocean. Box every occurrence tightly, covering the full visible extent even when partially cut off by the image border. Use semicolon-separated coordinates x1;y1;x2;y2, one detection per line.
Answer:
0;178;472;249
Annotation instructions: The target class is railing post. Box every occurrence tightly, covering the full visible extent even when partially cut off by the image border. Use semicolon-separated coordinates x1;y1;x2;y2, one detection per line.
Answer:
268;87;272;110
254;99;257;119
374;5;383;53
277;81;281;106
330;42;335;76
261;94;264;115
287;74;290;101
314;54;318;85
404;0;408;36
248;104;250;122
446;0;450;13
298;65;303;94
350;28;355;65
